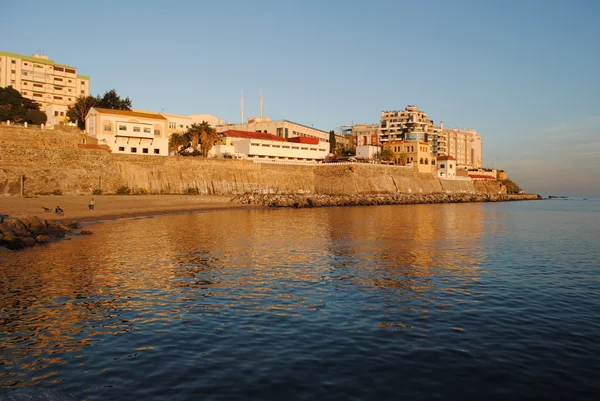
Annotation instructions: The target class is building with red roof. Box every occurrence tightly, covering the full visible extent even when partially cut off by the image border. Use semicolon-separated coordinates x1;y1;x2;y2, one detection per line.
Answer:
210;130;328;161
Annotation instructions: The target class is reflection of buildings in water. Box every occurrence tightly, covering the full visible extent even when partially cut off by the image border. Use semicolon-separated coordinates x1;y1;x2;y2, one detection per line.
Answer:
321;204;486;290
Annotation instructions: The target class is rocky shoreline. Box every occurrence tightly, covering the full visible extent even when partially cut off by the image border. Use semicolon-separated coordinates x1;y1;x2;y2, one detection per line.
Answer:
233;192;541;208
0;215;91;250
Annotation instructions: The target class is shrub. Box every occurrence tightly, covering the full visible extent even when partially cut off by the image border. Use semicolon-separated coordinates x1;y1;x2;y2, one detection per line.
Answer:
500;179;522;194
92;188;103;195
115;185;131;195
185;187;200;195
52;189;63;195
135;187;149;195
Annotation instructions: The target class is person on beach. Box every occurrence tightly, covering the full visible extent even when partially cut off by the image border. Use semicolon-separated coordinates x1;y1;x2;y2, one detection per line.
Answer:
88;198;95;211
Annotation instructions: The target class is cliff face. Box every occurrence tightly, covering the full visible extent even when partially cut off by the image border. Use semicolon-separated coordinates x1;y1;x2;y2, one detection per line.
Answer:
0;126;484;196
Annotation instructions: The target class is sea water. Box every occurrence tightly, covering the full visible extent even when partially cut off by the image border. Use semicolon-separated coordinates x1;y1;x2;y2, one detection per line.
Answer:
1;199;599;400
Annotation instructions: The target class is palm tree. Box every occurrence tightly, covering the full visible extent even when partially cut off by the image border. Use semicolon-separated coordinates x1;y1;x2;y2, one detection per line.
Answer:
198;121;218;157
187;124;202;151
168;133;190;155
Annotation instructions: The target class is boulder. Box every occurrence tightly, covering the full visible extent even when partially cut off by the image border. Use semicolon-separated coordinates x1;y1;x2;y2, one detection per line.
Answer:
35;235;52;243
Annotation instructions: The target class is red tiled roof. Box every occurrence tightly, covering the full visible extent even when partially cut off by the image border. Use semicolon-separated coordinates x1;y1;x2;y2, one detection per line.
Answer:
468;174;495;179
287;136;319;144
221;130;287;142
436;155;456;161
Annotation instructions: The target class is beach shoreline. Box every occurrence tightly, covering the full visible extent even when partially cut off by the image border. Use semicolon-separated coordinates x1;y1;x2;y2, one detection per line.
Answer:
0;194;264;223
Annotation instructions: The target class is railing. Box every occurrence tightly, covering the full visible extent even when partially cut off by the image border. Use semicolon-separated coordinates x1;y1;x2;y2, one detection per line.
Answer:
252;159;414;168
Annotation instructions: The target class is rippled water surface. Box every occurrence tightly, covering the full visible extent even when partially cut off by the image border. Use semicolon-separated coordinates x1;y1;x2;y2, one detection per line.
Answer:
1;199;600;400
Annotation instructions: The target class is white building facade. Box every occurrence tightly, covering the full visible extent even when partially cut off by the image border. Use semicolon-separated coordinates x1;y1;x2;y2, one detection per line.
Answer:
85;107;168;156
210;130;328;161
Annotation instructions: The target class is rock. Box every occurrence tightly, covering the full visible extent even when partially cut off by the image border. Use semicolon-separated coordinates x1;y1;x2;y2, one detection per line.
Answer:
80;230;93;235
35;235;52;243
22;237;36;247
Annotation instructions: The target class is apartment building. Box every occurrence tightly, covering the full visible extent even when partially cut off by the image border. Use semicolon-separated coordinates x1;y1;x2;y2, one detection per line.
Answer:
376;105;482;169
217;117;330;144
85;107;168;156
352;123;381;147
210;130;328;161
0;50;90;126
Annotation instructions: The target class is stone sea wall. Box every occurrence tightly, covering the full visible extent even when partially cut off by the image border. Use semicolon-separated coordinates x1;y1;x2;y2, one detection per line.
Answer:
232;192;539;208
0;126;500;197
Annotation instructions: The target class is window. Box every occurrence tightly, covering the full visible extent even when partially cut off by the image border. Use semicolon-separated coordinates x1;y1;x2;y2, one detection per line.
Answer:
33;93;42;97
54;111;59;117
104;125;111;131
440;164;445;168
168;122;176;129
119;125;127;131
54;96;62;100
60;112;64;116
142;148;149;154
133;127;140;132
33;83;43;88
23;82;28;85
24;62;28;66
143;127;151;133
11;60;16;64
154;129;160;136
450;164;453;168
54;77;63;82
54;66;64;72
65;68;76;74
153;149;160;154
81;81;85;85
131;147;137;153
118;146;125;151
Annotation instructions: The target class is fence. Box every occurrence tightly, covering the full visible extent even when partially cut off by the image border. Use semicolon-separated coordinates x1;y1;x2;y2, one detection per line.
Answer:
251;159;414;168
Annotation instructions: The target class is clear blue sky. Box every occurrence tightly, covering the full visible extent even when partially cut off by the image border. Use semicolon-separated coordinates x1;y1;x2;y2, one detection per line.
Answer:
2;0;599;195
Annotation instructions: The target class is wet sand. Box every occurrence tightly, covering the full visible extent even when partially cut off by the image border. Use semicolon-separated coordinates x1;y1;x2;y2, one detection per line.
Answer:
0;195;262;222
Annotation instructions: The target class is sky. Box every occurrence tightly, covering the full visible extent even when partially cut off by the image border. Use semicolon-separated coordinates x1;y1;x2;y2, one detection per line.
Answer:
1;0;599;195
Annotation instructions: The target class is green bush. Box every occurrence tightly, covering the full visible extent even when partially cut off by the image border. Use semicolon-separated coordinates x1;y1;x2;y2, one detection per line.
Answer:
115;185;131;195
500;179;522;194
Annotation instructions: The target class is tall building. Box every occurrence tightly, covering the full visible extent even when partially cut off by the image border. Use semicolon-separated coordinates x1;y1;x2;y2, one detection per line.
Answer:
0;50;90;126
376;105;482;169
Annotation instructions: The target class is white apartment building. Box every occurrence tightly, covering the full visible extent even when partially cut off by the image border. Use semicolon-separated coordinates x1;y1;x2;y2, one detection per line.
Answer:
377;105;482;169
0;50;90;126
210;130;328;161
85;107;168;156
217;117;330;144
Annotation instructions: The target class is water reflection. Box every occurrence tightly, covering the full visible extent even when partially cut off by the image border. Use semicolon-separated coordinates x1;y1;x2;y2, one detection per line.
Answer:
1;204;487;396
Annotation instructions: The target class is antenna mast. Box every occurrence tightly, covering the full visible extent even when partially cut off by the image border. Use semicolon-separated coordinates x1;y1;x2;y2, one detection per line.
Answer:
241;90;244;124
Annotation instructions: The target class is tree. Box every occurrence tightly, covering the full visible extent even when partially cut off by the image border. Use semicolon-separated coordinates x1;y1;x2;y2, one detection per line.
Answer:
396;151;409;165
0;86;42;123
381;146;394;162
329;130;336;153
66;95;97;130
187;124;202;151
168;132;191;155
26;109;47;125
96;89;132;110
198;121;218;157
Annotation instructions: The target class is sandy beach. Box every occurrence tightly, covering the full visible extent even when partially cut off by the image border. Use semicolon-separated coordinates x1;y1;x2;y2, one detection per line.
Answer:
0;194;263;222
